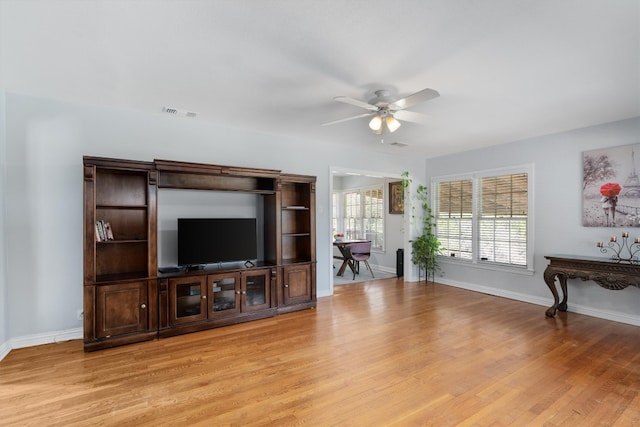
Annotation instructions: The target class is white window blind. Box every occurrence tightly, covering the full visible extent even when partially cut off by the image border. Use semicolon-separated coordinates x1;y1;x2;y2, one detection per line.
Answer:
339;186;385;251
435;168;530;268
363;187;384;250
331;192;339;236
343;191;361;240
479;173;528;266
437;179;473;259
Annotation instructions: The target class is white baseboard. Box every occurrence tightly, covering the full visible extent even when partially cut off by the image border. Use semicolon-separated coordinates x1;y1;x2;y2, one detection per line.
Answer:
0;340;10;362
0;327;83;362
436;277;640;327
372;264;395;275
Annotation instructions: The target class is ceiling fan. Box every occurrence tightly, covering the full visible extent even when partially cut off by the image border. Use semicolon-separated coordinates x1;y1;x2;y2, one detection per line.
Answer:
322;88;440;135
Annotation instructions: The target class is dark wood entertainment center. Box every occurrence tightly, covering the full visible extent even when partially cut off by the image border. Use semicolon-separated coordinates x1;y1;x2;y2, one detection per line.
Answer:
83;156;316;351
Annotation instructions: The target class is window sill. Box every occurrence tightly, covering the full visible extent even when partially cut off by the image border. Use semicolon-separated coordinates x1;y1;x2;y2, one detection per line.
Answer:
438;256;535;276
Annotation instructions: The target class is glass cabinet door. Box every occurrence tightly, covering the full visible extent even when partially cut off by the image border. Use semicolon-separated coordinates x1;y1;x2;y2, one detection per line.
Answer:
209;273;240;317
242;269;271;312
169;276;207;325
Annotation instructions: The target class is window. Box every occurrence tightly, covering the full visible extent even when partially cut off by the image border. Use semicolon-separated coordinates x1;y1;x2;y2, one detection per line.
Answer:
479;173;528;265
331;192;338;236
343;190;362;240
362;187;384;250
435;166;531;268
437;179;473;260
335;185;385;251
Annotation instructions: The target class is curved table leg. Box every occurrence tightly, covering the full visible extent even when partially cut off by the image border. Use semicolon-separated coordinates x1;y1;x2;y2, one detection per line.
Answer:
557;275;568;312
543;267;568;317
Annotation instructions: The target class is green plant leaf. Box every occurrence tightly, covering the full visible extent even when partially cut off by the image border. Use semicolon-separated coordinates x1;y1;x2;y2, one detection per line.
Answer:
403;172;441;280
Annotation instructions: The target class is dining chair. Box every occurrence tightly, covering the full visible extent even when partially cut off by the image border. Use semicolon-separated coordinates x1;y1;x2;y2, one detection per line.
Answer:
344;241;374;280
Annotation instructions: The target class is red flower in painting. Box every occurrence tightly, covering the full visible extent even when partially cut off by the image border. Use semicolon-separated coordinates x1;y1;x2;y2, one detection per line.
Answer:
600;182;622;197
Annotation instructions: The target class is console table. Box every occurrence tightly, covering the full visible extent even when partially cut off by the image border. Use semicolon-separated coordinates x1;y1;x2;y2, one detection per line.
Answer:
543;255;640;317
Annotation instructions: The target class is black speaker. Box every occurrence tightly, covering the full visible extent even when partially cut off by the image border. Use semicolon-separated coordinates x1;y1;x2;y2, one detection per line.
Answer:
396;248;404;278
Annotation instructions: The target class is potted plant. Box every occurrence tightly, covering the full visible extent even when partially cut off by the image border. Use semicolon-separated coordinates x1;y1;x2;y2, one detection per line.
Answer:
402;172;442;282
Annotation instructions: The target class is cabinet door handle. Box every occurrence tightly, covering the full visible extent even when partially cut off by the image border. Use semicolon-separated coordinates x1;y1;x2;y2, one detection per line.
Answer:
202;295;207;299
284;284;289;288
140;304;147;309
242;291;246;295
236;290;241;295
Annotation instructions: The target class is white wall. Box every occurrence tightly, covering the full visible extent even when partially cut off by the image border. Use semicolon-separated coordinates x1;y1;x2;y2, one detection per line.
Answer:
0;90;8;359
1;92;425;349
427;117;640;326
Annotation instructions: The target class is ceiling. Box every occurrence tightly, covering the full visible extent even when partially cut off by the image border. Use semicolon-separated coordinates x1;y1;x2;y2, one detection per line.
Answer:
1;0;639;158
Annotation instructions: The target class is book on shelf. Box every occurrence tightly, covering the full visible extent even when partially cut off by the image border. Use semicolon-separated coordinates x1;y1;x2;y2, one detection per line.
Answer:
104;222;114;240
95;221;104;241
95;220;114;242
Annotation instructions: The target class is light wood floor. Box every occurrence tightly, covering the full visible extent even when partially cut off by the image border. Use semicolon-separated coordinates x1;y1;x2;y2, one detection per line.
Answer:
1;279;639;426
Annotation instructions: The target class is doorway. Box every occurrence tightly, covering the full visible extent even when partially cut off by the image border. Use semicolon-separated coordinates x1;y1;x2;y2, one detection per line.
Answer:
329;166;406;293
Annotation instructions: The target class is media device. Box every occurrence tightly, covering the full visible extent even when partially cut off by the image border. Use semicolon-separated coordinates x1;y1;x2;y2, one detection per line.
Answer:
177;218;258;267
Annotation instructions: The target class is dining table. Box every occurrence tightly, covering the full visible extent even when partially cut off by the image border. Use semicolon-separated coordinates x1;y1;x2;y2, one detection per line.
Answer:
333;239;370;277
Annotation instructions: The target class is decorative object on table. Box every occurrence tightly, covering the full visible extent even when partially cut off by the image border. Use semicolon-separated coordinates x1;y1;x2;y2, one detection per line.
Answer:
401;171;442;282
583;143;640;227
596;231;640;264
389;181;404;214
333;233;344;242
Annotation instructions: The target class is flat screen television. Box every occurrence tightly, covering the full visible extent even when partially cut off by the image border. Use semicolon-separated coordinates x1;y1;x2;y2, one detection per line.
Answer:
177;218;258;266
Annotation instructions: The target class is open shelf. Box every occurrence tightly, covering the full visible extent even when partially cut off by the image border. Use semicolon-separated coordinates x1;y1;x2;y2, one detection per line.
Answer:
97;239;148;244
96;241;148;279
280;178;314;265
159;172;276;193
96;170;148;207
95;208;148;241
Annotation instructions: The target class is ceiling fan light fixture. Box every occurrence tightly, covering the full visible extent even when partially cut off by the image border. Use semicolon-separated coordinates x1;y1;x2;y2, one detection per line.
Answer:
327;87;439;136
386;115;401;133
369;115;382;132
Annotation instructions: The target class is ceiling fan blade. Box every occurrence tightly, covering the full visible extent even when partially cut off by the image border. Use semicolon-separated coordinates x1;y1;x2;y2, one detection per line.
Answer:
393;110;430;124
333;96;378;111
390;88;440;110
321;112;373;126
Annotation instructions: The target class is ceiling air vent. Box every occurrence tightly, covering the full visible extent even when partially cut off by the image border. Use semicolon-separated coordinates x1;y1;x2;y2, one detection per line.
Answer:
390;141;408;147
162;106;198;118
